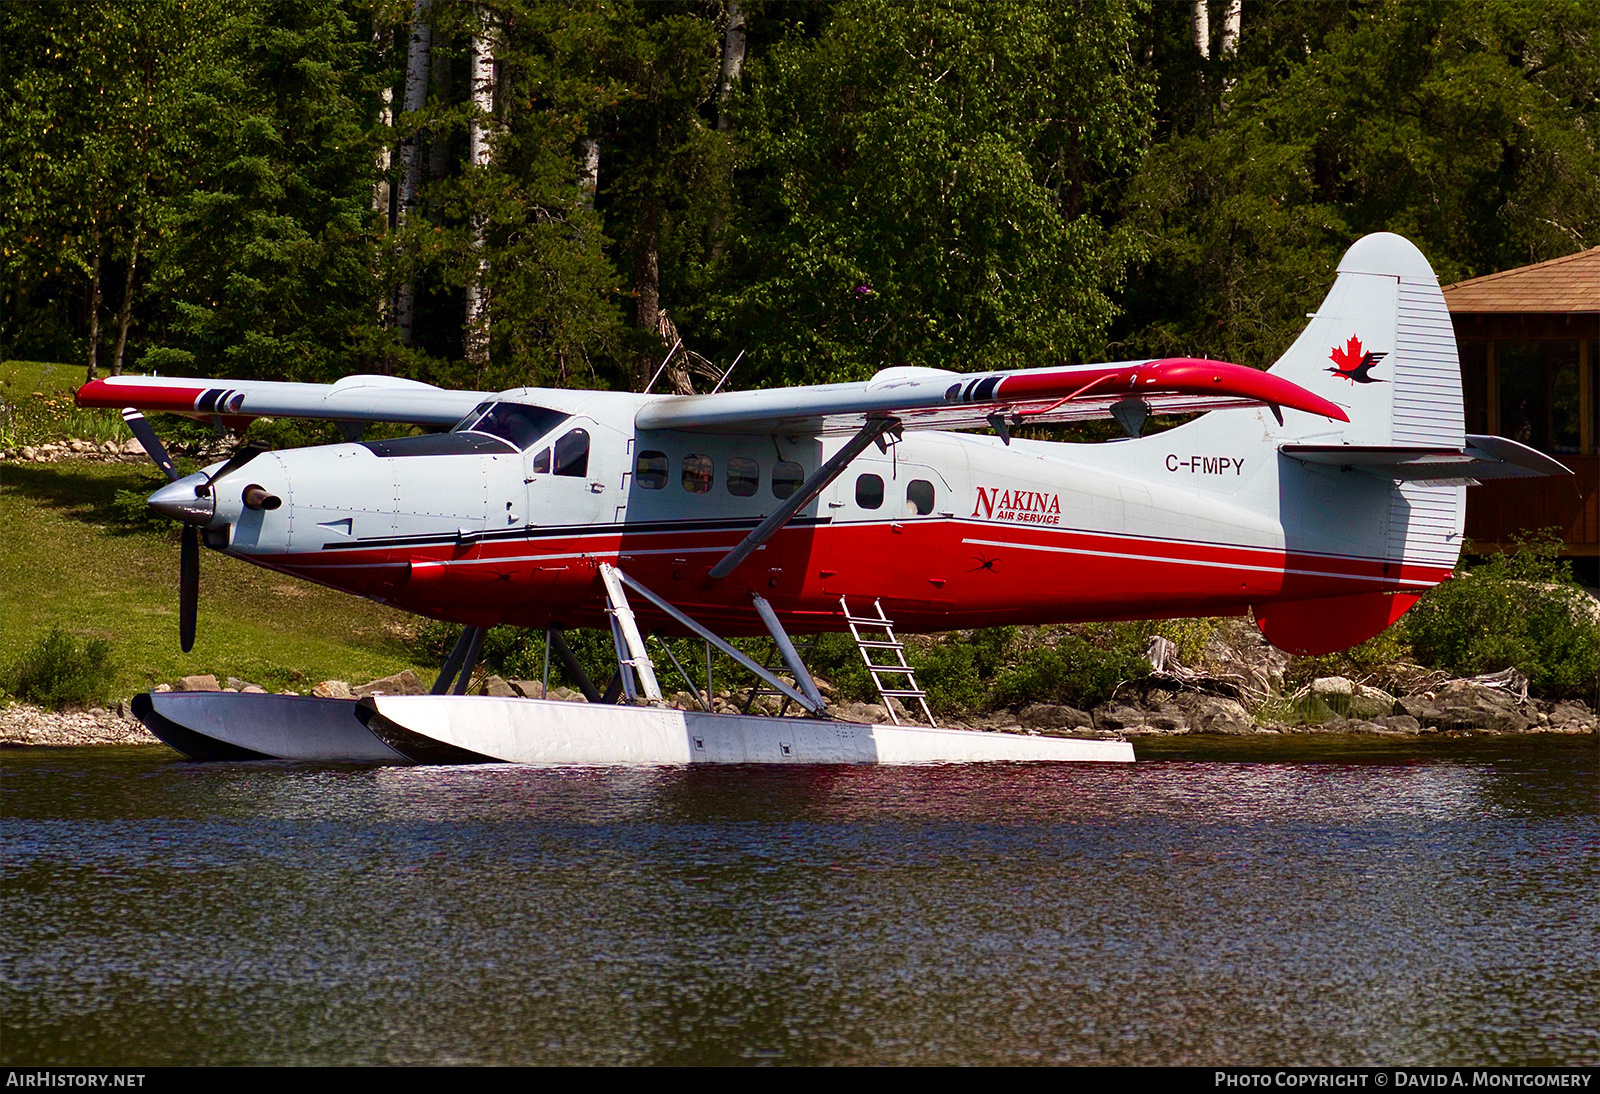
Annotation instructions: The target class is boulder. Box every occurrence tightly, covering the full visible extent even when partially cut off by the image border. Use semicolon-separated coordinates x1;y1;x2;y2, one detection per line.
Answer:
1546;701;1597;733
1019;703;1093;731
1143;703;1192;734
226;676;259;692
353;669;426;698
1398;680;1532;733
836;700;889;725
1092;702;1148;734
480;674;517;698
507;679;545;699
1174;693;1253;735
177;674;221;692
311;679;354;700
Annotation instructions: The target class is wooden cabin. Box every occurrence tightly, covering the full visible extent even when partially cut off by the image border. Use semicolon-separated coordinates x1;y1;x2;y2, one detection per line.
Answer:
1443;247;1600;580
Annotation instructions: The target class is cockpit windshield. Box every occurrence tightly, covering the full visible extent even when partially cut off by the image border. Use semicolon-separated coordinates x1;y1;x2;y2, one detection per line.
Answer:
453;402;570;450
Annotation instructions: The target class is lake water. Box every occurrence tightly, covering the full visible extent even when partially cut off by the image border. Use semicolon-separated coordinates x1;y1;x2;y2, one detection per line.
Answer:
2;737;1596;1066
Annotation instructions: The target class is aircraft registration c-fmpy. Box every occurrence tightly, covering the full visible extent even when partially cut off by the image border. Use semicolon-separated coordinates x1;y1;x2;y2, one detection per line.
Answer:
77;233;1568;766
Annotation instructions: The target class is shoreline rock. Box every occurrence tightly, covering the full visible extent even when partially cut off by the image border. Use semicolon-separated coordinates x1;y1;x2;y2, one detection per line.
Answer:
4;666;1594;748
1;702;160;747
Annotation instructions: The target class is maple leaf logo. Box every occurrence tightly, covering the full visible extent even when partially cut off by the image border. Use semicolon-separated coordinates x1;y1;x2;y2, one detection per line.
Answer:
1326;335;1387;384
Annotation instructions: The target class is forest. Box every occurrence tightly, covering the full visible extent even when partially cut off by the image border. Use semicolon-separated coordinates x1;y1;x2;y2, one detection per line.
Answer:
4;0;1597;396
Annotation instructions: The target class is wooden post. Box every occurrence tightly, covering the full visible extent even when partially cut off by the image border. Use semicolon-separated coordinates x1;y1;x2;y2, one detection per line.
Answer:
1486;340;1499;435
1580;336;1592;455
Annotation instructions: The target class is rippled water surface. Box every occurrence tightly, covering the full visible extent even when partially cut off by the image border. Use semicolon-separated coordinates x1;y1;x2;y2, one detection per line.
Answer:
3;738;1597;1066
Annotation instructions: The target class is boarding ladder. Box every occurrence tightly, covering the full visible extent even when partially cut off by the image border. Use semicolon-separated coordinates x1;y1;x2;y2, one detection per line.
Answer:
840;596;936;727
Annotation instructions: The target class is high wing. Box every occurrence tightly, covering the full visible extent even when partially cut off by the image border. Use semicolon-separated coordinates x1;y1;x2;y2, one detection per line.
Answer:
76;373;490;428
635;358;1348;434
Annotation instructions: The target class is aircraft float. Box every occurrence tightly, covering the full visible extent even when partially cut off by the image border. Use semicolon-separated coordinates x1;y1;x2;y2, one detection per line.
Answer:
76;233;1568;765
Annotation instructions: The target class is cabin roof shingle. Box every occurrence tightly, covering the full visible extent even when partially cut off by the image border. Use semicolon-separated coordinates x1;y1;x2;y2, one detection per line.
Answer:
1441;247;1600;314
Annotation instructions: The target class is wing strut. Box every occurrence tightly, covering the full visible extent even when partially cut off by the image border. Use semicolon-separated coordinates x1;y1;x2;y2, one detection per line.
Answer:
708;416;900;581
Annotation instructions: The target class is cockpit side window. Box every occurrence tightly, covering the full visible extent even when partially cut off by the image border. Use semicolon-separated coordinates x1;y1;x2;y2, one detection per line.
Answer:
455;402;569;450
553;428;590;477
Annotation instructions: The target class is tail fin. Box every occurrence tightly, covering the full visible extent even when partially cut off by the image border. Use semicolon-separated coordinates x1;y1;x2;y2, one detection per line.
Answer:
1268;232;1464;450
1255;234;1467;653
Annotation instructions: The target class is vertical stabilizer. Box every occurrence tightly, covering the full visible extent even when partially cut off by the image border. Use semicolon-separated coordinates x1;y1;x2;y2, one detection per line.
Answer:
1253;233;1468;653
1268;232;1463;449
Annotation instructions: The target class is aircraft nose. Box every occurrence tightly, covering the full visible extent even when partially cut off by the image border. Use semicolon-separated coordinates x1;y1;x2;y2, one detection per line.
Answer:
148;472;217;525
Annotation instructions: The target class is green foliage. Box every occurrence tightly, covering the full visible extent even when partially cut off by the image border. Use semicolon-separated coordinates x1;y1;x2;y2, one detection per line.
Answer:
1116;0;1600;365
704;0;1154;385
2;627;115;710
1406;534;1600;695
987;624;1150;711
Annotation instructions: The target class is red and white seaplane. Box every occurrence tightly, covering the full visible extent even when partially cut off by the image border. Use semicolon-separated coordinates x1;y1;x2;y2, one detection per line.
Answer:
78;233;1567;765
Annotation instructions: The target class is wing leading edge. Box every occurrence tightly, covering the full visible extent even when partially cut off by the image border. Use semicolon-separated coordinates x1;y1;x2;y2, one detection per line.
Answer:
633;358;1348;435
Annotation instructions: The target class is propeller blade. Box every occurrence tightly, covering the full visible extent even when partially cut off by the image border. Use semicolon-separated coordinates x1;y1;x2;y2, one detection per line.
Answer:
180;525;199;653
121;409;181;482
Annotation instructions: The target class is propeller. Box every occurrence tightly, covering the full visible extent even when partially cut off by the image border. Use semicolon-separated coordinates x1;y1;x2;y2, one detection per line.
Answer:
122;410;272;653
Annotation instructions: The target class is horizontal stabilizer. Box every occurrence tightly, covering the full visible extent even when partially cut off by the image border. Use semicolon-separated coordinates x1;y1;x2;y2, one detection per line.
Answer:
1280;435;1572;485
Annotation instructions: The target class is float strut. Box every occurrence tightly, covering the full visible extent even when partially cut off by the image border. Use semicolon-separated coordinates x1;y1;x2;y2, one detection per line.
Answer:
450;626;487;696
548;627;604;704
750;593;826;711
606;566;823;715
431;626;480;695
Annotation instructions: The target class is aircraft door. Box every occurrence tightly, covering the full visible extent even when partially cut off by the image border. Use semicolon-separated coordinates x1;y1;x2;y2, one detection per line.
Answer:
524;416;619;533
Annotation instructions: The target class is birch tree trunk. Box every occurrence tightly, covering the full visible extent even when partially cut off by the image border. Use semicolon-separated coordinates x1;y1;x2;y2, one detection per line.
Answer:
716;1;746;132
1220;0;1241;92
111;230;141;376
578;138;599;210
85;226;103;383
373;20;393;225
394;0;432;349
463;14;496;370
709;2;747;262
1192;0;1210;60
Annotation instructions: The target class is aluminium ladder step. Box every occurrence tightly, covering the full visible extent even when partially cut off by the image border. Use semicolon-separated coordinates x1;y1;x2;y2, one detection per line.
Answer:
839;595;936;728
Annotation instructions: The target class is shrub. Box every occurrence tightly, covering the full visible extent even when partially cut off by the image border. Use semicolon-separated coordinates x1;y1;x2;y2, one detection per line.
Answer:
987;624;1150;711
1406;533;1600;696
2;627;115;710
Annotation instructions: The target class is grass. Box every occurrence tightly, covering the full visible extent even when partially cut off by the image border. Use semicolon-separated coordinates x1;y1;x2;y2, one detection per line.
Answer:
0;458;430;701
3;359;132;449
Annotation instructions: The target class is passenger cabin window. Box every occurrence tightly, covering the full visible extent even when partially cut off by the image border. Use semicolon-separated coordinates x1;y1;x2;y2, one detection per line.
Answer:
906;479;935;515
636;450;668;489
456;401;569;450
772;461;803;499
682;454;713;494
532;448;550;474
553;428;589;477
727;457;759;497
856;474;884;509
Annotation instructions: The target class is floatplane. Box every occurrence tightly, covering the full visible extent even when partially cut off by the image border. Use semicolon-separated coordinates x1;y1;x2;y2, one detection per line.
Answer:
77;233;1567;765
